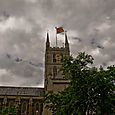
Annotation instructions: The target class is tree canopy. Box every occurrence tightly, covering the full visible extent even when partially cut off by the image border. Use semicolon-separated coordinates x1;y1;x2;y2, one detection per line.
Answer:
44;52;115;115
0;107;17;115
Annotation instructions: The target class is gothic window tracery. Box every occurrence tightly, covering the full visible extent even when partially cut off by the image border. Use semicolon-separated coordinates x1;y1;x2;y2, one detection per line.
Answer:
53;53;56;62
21;101;27;114
35;102;39;115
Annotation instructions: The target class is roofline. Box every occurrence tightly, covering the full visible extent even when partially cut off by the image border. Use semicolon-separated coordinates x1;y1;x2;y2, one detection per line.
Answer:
0;85;44;89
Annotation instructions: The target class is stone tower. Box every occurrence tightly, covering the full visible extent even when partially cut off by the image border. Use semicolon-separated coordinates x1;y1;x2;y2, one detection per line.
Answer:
44;32;70;93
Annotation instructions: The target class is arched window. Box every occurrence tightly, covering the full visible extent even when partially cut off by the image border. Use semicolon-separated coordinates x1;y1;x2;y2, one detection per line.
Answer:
53;53;56;62
35;103;39;115
21;102;27;114
53;66;57;78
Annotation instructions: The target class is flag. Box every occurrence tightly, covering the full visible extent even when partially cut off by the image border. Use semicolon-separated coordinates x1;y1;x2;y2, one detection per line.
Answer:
55;27;64;34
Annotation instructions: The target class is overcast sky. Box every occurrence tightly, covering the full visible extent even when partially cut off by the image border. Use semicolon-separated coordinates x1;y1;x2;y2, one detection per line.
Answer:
0;0;115;87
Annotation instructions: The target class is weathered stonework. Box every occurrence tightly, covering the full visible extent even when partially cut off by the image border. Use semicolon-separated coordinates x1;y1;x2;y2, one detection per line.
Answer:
42;32;70;115
0;86;44;115
0;32;70;115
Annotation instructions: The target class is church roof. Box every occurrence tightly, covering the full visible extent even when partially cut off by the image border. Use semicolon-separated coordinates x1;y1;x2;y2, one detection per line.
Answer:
0;86;44;97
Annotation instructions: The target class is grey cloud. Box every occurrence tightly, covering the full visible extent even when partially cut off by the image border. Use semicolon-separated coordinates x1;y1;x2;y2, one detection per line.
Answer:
0;0;115;87
0;0;44;86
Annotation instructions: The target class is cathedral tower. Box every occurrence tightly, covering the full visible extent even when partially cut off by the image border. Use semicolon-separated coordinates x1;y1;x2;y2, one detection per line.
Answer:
45;32;70;93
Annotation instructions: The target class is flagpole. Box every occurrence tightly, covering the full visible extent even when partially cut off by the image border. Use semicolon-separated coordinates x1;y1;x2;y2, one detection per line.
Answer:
55;27;57;47
56;33;57;47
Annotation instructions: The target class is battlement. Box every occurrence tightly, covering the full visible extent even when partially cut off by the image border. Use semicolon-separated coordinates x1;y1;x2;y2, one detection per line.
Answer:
48;46;66;51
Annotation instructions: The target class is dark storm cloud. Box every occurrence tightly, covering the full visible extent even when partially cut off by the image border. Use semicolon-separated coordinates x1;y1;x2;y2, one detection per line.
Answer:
0;0;115;87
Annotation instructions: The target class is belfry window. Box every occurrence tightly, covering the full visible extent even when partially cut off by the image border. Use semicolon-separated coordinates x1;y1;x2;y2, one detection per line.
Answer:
53;53;56;62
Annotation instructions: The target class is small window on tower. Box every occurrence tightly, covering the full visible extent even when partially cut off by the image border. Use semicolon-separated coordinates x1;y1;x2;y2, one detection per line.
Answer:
53;53;56;62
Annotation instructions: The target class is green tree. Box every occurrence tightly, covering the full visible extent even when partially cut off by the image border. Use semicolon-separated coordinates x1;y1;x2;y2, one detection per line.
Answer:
44;52;115;115
0;107;17;115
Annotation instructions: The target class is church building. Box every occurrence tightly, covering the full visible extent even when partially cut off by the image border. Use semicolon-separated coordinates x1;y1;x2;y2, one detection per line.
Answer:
0;31;70;115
